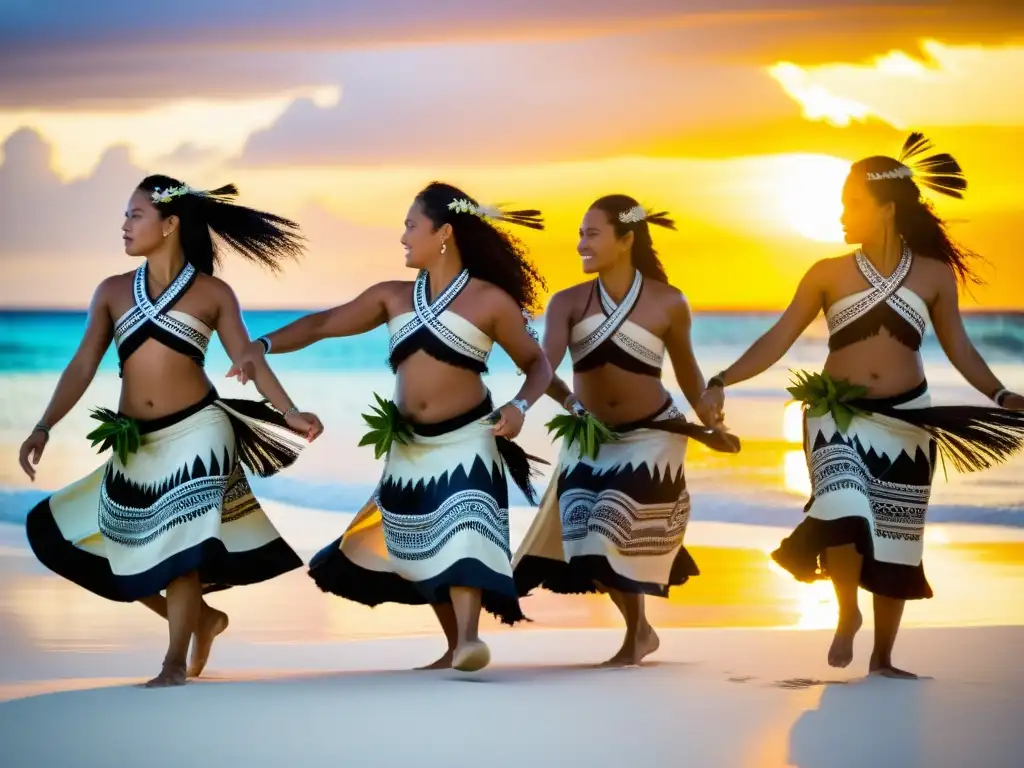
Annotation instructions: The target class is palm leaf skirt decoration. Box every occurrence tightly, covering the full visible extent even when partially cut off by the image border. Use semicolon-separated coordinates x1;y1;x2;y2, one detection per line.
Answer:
545;411;619;461
358;393;414;460
86;408;142;465
786;370;868;434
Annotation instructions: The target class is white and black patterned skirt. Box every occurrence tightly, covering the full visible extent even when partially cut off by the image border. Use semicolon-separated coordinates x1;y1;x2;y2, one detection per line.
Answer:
308;397;528;625
772;383;937;599
514;401;699;598
25;394;303;602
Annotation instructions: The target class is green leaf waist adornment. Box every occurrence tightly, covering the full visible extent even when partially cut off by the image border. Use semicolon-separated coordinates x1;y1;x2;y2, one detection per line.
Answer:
545;411;620;461
786;370;869;434
86;408;142;465
358;393;414;460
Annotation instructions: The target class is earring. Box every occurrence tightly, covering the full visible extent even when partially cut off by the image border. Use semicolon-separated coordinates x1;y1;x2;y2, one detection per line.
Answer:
440;239;447;255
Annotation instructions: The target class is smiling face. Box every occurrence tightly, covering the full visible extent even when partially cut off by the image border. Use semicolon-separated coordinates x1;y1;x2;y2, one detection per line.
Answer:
400;198;453;269
577;207;632;274
840;174;894;246
122;188;175;257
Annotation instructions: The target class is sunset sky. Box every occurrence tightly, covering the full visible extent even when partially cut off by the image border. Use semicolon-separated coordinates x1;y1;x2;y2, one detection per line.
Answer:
1;1;1022;310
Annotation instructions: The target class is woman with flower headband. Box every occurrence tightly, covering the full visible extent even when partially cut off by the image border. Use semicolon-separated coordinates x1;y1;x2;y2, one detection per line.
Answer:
513;194;738;667
228;181;552;672
698;134;1024;678
18;176;324;687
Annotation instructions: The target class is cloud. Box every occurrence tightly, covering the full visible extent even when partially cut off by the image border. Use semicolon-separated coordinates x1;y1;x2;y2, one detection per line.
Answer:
3;1;1022;110
237;39;800;167
770;40;1024;129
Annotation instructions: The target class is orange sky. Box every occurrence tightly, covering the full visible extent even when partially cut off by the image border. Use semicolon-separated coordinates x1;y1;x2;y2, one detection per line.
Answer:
1;3;1022;310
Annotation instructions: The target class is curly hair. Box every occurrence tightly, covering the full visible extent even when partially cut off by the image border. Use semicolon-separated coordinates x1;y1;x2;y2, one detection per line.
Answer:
415;181;547;314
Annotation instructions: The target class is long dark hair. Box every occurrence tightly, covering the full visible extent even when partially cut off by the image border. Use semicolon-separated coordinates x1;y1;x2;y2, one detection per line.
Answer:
138;175;304;275
415;181;546;314
853;133;979;286
588;194;675;283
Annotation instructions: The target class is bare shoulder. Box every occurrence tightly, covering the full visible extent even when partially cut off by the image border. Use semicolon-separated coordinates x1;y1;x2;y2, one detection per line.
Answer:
646;279;686;304
195;273;239;305
376;279;415;299
547;281;594;314
95;272;133;304
470;278;520;313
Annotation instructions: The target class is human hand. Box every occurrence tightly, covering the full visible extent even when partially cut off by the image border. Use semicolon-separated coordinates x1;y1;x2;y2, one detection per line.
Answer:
225;341;265;385
19;429;48;481
697;386;726;428
285;410;325;441
491;403;526;439
1000;392;1024;411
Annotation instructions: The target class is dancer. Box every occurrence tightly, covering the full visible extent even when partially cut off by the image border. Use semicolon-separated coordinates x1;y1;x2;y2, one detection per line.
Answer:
18;177;323;687
698;134;1024;677
228;182;552;672
513;195;738;666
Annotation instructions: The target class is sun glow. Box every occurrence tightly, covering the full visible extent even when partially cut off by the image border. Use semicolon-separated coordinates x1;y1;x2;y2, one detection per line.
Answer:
774;154;849;243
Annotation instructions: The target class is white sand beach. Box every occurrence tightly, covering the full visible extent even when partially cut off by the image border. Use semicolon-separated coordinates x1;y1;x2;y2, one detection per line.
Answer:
1;625;1022;767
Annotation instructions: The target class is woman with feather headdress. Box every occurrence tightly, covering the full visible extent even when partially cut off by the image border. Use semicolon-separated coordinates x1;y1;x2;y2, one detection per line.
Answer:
229;182;552;672
512;194;739;667
18;176;324;687
698;134;1024;677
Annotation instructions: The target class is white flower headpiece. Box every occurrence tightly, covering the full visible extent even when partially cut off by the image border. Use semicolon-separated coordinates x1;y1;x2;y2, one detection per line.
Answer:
447;198;501;219
151;184;193;204
618;205;647;224
866;165;913;182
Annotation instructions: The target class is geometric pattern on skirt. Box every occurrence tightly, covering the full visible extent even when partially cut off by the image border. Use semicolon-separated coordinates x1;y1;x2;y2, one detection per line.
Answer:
771;384;936;599
514;416;699;598
25;399;302;602
309;400;525;624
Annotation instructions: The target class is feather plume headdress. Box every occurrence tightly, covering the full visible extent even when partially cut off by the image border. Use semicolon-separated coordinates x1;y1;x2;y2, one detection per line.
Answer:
447;198;544;230
867;132;967;199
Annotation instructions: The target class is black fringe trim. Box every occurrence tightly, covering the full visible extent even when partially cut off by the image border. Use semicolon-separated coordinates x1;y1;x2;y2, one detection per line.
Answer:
514;550;699;598
862;401;1024;474
495;437;548;505
771;516;933;600
216;399;306;478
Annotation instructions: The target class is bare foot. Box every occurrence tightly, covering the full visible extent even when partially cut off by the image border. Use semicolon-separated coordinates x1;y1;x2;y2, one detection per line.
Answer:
452;640;491;672
415;649;454;671
599;626;660;667
828;610;863;668
869;660;918;679
187;608;229;678
140;662;187;688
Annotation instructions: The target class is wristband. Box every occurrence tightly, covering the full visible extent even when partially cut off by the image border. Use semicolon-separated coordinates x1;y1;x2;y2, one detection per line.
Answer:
256;336;271;354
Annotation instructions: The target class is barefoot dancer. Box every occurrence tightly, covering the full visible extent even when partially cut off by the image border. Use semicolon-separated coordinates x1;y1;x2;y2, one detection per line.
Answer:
19;177;324;687
513;196;738;667
229;183;552;672
698;135;1024;678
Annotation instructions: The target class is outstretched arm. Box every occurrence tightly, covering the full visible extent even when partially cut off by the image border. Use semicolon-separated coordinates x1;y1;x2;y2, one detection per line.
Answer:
214;281;323;439
717;262;826;387
931;265;1022;408
19;279;115;479
664;291;705;410
258;282;393;354
539;291;575;409
698;262;826;422
489;292;554;438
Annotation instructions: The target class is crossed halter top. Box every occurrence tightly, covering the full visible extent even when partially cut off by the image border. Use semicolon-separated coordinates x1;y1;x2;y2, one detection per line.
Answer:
569;271;666;377
113;262;211;377
826;245;928;353
387;269;493;373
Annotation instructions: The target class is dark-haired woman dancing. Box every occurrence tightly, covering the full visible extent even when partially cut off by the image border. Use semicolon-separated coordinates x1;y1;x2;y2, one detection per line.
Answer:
513;195;738;666
19;177;324;687
230;182;553;672
699;135;1024;677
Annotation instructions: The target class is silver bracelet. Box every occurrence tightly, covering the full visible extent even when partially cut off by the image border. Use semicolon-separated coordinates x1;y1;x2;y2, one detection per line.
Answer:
993;388;1011;407
508;399;529;415
256;336;272;354
34;423;51;438
283;406;299;418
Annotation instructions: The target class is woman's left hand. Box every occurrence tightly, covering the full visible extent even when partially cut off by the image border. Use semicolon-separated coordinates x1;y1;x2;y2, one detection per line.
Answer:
491;404;526;439
285;410;325;441
1000;392;1024;411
